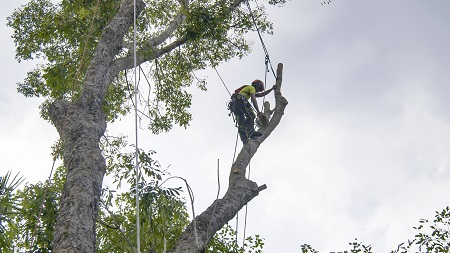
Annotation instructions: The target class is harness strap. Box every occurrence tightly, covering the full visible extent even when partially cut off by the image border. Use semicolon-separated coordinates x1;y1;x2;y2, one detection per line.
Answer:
231;93;247;101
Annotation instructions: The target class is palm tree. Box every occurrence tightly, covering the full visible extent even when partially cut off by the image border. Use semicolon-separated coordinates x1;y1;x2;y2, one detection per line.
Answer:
0;171;24;250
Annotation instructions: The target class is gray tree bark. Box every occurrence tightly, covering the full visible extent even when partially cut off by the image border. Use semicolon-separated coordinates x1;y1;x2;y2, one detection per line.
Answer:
47;0;282;252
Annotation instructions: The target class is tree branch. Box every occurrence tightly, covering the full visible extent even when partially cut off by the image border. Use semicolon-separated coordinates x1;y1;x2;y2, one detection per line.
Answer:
140;12;187;50
110;0;248;74
79;0;146;106
177;0;190;8
167;63;287;253
112;34;189;73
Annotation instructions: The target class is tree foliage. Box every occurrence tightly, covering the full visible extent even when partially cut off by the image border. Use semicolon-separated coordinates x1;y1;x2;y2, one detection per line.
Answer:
1;137;265;253
8;0;120;119
206;224;264;253
11;169;63;252
393;206;450;253
0;171;24;250
300;206;450;253
7;0;279;132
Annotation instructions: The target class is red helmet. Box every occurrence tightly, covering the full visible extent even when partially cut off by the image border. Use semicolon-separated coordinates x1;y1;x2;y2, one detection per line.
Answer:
252;79;265;92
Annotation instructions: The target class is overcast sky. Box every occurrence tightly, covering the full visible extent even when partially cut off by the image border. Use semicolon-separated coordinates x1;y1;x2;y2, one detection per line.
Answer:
2;1;450;252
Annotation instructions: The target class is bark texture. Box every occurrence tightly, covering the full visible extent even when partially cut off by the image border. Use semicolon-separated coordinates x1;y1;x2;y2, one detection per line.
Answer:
168;63;287;253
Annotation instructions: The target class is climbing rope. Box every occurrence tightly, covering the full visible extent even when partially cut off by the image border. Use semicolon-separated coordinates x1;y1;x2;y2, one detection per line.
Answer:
262;55;270;109
245;0;277;79
245;0;277;111
214;66;232;97
206;159;222;240
242;160;251;246
133;0;141;251
159;176;198;247
72;0;102;95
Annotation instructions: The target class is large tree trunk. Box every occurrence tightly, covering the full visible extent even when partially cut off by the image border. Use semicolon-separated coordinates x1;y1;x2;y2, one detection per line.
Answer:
168;63;288;253
48;0;145;252
49;100;107;252
47;0;279;251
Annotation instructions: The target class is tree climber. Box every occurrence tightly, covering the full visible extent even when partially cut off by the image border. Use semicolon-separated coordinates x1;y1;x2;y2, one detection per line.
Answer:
229;79;277;144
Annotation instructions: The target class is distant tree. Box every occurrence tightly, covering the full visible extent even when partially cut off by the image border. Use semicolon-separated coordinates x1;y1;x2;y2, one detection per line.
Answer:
392;206;450;253
7;0;288;252
300;206;450;253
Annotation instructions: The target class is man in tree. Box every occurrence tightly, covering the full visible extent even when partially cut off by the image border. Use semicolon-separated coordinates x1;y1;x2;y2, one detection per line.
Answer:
231;79;277;143
7;0;287;251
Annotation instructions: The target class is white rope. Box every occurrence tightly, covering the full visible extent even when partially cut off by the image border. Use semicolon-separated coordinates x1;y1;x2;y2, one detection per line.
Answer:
242;161;251;246
163;235;167;253
133;0;141;252
206;159;221;235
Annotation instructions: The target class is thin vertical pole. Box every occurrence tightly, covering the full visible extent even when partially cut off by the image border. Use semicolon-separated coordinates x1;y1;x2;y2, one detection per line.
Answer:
133;0;140;252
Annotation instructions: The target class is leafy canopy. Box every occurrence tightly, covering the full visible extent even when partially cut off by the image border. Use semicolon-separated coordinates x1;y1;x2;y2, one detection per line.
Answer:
7;0;282;133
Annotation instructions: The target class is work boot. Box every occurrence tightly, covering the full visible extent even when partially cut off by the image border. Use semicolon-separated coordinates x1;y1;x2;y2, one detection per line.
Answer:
250;131;262;139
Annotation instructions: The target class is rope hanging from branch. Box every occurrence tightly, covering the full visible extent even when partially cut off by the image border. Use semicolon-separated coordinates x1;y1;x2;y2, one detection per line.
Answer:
133;0;142;252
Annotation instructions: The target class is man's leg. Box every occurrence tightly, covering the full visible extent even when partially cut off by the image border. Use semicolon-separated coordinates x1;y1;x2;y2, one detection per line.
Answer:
233;101;249;143
244;104;262;139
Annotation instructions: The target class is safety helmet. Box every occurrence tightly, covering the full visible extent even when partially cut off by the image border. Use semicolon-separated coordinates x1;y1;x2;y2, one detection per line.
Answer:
252;79;264;92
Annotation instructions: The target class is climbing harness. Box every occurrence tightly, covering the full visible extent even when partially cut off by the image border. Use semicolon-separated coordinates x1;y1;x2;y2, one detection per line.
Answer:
228;92;260;144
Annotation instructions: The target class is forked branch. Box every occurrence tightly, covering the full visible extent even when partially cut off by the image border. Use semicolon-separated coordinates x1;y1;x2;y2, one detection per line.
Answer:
167;63;287;253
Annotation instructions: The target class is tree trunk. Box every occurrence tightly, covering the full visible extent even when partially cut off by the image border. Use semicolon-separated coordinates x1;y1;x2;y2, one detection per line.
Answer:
49;100;107;253
49;0;145;252
168;63;288;253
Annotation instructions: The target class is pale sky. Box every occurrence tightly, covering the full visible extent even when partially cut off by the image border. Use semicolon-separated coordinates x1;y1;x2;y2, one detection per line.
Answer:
2;1;450;252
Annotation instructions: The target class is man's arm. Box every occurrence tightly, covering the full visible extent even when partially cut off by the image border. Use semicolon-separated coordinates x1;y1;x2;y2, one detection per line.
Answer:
255;85;278;97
